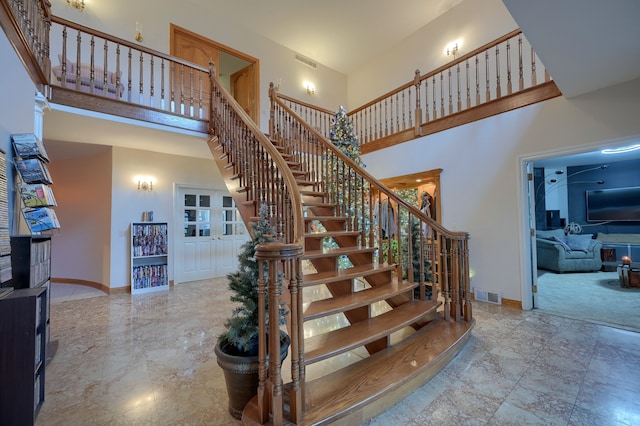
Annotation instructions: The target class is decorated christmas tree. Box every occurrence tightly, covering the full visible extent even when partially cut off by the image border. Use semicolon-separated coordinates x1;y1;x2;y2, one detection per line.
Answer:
330;106;362;165
218;204;288;355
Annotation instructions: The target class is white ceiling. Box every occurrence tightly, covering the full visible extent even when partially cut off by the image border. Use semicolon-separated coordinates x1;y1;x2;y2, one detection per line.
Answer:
184;0;465;75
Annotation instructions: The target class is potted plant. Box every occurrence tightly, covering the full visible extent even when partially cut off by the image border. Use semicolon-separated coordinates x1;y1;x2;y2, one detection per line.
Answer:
214;204;290;419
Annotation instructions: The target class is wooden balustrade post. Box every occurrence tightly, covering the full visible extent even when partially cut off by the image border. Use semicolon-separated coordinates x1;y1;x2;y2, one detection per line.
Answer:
462;239;472;322
255;242;304;426
256;252;269;424
413;69;422;136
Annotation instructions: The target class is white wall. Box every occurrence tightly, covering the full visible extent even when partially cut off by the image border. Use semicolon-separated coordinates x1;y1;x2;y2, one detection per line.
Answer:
0;30;40;234
51;0;348;129
363;77;640;303
109;147;226;289
347;0;518;109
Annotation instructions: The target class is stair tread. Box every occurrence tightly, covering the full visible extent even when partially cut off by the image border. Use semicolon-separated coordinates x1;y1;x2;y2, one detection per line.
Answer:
304;215;347;222
304;300;438;365
299;317;475;425
304;280;417;321
305;230;361;239
303;262;396;287
303;246;375;260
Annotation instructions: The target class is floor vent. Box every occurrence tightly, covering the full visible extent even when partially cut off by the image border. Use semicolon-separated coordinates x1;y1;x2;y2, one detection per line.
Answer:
474;288;502;304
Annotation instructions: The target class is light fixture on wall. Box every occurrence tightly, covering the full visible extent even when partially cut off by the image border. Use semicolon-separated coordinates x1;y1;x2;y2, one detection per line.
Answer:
444;39;462;58
135;22;144;43
66;0;85;11
304;81;315;95
601;143;640;155
138;180;153;192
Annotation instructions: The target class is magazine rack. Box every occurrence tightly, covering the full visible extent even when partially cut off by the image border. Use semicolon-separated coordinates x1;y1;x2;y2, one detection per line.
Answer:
131;222;169;294
11;134;59;235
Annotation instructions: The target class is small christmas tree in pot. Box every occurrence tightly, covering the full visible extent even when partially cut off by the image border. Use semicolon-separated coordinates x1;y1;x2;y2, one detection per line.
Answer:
215;204;290;419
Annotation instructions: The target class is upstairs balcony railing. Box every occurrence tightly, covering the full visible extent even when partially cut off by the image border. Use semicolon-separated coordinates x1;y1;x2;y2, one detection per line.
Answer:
277;29;561;153
46;15;209;133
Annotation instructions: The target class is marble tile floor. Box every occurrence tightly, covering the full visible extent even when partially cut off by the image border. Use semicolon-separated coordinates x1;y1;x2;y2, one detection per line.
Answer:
50;282;108;303
36;278;640;426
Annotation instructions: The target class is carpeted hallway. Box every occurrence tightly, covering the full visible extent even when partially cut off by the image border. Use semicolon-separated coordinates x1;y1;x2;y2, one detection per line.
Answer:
536;270;640;331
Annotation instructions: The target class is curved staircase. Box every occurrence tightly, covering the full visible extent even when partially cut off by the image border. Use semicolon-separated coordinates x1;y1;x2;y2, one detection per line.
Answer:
208;75;474;425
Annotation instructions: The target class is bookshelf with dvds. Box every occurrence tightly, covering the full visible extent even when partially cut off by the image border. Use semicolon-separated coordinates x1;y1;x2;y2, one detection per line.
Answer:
131;222;169;294
0;286;48;425
0;149;12;286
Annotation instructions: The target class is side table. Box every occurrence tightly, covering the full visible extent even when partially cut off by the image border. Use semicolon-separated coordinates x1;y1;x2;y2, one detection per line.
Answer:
618;265;640;288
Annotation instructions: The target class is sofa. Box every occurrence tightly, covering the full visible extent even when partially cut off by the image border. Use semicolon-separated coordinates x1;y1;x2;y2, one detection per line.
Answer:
51;55;124;99
536;228;602;273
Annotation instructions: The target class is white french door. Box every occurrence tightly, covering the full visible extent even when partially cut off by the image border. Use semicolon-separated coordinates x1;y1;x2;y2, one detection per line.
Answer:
175;187;248;284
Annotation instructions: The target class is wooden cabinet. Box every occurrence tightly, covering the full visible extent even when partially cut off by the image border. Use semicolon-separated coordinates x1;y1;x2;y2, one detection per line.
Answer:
10;235;53;356
0;286;47;425
131;222;169;294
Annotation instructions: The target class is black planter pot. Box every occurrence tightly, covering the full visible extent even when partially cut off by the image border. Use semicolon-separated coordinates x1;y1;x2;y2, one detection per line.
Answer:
214;334;290;419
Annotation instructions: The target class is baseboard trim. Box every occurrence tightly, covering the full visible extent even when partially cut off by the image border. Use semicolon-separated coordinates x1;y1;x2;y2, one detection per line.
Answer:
501;298;522;309
51;278;110;294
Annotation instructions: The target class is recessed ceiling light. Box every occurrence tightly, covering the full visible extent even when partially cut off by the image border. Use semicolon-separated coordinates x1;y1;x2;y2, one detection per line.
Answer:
601;144;640;154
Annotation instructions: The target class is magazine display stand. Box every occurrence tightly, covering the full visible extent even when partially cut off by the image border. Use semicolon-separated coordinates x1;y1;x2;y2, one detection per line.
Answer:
131;222;169;294
11;134;59;234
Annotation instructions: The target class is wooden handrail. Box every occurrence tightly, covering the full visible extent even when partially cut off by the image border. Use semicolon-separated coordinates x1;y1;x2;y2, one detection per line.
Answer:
50;16;208;73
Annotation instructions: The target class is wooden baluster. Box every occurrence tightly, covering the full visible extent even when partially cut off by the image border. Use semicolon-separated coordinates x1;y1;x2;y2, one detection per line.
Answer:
448;68;453;114
89;35;95;94
440;72;445;118
495;45;501;99
442;237;450;321
485;50;490;101
506;39;513;95
450;242;461;321
160;59;165;110
127;47;133;103
103;39;108;96
256;251;268;424
465;59;470;109
475;55;480;105
180;64;185;115
150;56;155;107
61;25;68;87
432;75;437;120
422;79;428;123
373;104;378;140
199;72;203;118
531;46;537;86
189;67;195;117
401;91;406;130
390;96;394;135
115;44;121;97
138;51;144;104
518;34;524;91
384;98;389;136
463;239;472;322
456;62;461;112
75;30;81;91
378;101;383;139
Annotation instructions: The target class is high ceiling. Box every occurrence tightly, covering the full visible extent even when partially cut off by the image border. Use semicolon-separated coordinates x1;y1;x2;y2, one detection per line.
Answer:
185;0;464;75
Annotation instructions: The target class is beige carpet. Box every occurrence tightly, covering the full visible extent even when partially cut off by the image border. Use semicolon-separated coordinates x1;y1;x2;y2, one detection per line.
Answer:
537;271;640;331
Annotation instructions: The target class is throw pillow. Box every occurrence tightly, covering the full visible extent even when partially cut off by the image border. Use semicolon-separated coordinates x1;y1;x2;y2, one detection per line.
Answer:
536;229;565;240
567;234;593;251
552;236;572;251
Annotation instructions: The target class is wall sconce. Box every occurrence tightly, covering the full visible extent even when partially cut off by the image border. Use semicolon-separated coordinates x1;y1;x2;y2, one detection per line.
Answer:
66;0;85;11
275;78;282;92
304;81;315;95
135;22;144;43
138;180;153;192
446;43;459;58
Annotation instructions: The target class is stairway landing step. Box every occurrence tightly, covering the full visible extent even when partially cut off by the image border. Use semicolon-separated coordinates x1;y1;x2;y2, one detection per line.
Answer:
301;317;475;425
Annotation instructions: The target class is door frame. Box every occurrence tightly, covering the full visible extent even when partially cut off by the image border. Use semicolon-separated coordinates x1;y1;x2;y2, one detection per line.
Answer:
169;24;260;126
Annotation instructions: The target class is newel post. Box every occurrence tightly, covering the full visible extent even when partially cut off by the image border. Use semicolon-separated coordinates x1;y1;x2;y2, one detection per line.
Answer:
268;82;276;139
255;242;304;425
414;69;423;137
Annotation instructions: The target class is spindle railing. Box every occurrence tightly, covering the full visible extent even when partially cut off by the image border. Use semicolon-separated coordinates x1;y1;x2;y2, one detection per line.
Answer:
48;16;210;126
269;85;472;421
278;29;559;153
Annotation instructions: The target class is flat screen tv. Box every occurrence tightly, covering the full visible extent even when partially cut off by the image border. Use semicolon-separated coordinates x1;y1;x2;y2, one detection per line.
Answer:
586;186;640;222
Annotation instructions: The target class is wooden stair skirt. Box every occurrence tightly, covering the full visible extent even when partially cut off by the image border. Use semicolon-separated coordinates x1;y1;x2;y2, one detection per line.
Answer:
243;316;475;425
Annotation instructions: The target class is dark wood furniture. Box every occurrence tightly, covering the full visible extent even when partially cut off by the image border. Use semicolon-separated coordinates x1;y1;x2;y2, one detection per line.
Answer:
0;286;47;425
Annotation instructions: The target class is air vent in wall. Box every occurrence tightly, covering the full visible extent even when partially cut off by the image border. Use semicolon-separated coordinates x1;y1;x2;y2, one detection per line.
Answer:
473;288;502;305
295;54;317;69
